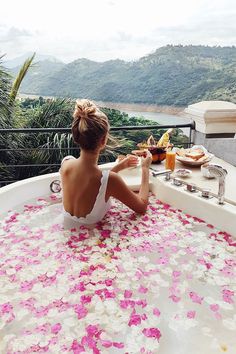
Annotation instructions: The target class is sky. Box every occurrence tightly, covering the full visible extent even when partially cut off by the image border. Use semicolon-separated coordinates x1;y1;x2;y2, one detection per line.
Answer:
1;0;236;63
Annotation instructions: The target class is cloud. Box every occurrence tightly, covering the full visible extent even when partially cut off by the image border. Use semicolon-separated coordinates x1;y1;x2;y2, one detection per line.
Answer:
0;26;32;43
109;9;236;56
149;11;236;47
0;0;236;62
106;0;116;5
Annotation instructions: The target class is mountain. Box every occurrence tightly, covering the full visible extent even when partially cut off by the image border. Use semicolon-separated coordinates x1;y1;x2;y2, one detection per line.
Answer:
11;59;65;94
15;45;236;106
4;52;63;68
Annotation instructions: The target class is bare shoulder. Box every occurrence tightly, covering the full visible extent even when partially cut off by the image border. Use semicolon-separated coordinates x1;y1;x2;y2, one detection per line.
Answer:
106;171;123;196
60;158;77;175
108;171;124;187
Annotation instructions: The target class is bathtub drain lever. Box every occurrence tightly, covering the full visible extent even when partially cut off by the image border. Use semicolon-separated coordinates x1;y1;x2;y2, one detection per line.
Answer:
50;180;62;193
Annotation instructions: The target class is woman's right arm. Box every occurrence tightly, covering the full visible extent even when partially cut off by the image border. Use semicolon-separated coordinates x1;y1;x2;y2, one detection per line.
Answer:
108;151;152;214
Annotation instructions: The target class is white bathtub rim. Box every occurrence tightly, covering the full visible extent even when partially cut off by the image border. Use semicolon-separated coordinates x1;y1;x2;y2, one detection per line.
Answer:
0;170;235;238
0;173;60;214
0;172;60;194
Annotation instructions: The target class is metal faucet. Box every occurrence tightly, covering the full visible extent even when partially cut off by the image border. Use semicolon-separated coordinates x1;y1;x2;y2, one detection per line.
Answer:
206;164;228;204
150;168;172;180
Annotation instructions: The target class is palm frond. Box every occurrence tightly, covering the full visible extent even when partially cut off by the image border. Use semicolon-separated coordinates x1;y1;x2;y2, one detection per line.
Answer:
0;56;13;122
9;52;36;103
26;98;74;128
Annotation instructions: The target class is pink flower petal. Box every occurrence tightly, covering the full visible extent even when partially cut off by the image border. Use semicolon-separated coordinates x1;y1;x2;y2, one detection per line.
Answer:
128;313;142;326
210;304;219;312
187;311;196;319
153;308;161;317
51;323;62;334
142;327;161;341
138;285;148;294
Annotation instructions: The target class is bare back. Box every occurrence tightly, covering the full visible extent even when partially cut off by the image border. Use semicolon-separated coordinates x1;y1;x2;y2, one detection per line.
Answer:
60;152;151;222
60;158;109;218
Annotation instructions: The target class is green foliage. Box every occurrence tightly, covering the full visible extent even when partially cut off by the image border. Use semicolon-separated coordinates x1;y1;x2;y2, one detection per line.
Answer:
24;98;74;128
10;53;36;103
0;56;35;181
0;56;12;123
0;55;38;182
14;45;236;106
0;97;189;184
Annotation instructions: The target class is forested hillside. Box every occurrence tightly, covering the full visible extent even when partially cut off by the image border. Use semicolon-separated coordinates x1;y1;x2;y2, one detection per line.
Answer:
16;45;236;106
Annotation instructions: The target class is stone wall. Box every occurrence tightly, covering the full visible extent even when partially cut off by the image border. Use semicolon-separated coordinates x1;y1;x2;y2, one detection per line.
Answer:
194;131;236;166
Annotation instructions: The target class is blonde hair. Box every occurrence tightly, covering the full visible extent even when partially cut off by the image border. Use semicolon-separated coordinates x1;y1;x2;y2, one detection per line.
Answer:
72;99;110;150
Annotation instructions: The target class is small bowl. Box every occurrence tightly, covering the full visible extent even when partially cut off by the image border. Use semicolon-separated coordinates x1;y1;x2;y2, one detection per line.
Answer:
133;148;166;163
201;163;215;179
175;168;192;178
136;144;172;164
148;146;167;163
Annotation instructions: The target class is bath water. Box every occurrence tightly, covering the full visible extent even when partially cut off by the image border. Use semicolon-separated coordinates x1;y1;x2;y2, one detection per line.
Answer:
0;193;235;354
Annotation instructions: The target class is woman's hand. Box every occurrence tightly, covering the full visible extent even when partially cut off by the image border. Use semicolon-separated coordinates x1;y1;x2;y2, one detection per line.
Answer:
118;154;139;170
111;154;139;173
141;150;152;169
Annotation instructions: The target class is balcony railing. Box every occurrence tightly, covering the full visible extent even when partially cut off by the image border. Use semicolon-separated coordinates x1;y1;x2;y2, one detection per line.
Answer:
0;122;195;187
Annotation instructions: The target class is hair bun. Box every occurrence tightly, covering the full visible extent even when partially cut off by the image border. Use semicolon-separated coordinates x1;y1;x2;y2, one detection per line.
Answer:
72;98;109;150
73;99;96;121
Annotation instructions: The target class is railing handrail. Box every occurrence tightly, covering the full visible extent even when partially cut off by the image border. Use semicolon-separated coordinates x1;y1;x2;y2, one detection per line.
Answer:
0;122;195;134
0;122;195;186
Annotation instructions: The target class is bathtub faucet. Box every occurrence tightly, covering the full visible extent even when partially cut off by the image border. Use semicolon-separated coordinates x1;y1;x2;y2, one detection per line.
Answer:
206;164;228;204
151;169;172;180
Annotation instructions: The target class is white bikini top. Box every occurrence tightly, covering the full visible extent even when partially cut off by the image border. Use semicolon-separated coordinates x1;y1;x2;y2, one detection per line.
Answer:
60;156;112;225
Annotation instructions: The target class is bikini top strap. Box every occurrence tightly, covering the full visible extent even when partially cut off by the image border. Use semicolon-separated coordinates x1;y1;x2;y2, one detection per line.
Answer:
97;170;110;201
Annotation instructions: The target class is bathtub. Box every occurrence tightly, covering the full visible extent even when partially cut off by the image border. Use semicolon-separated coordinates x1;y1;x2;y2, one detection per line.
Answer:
0;165;235;354
1;163;235;237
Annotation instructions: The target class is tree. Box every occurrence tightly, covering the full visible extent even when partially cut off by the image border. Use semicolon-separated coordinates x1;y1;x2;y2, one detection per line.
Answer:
0;52;35;126
0;56;12;125
0;53;36;184
9;53;35;104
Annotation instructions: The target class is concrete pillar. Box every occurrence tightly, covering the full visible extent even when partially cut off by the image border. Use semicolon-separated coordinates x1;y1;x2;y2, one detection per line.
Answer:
183;101;236;166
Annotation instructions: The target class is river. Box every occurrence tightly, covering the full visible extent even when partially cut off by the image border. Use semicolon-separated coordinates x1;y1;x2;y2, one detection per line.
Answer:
124;110;190;125
123;110;191;135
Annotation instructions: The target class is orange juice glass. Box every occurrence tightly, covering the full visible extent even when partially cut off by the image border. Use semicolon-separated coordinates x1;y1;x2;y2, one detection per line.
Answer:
165;151;176;171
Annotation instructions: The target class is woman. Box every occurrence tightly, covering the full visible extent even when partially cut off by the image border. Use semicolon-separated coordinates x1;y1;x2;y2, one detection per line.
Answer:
60;99;152;225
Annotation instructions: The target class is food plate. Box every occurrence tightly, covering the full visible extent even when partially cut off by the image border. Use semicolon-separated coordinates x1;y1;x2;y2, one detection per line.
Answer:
175;145;214;166
176;154;214;166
